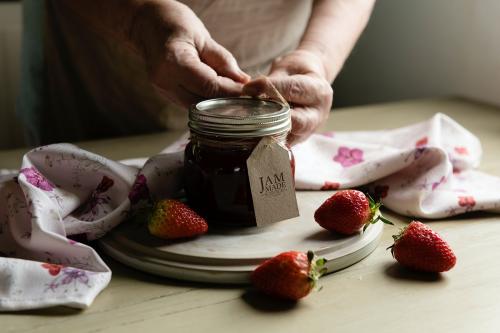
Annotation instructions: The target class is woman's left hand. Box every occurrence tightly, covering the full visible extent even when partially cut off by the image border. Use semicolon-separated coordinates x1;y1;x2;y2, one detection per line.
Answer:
243;50;333;145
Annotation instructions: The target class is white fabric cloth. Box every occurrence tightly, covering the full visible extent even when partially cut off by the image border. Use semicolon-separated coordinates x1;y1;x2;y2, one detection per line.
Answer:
294;113;500;218
1;113;499;311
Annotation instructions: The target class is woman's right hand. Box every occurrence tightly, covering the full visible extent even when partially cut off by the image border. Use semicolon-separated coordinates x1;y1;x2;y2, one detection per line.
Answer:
129;0;250;108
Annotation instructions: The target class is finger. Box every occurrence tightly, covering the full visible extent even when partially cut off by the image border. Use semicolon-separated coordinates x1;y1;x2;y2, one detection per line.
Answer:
201;39;251;83
287;106;325;145
179;62;244;98
243;75;328;106
286;132;303;146
268;74;332;106
155;40;244;99
242;76;268;96
175;42;244;98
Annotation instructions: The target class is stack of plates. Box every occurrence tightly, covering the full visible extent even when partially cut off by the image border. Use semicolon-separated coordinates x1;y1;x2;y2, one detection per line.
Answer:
99;191;383;283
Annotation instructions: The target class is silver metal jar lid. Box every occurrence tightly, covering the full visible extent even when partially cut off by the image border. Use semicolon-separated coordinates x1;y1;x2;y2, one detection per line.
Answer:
188;97;291;137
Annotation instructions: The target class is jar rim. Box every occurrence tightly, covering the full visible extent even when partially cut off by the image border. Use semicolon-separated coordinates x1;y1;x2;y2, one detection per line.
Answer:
189;97;291;137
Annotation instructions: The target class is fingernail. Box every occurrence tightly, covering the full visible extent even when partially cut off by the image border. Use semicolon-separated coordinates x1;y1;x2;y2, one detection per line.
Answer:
242;84;257;96
238;69;251;83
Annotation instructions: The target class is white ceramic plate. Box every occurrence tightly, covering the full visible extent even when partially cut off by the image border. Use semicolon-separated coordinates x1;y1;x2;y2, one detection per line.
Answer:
99;191;384;284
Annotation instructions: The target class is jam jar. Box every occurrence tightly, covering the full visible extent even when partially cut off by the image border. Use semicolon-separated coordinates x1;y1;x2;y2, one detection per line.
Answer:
184;97;294;227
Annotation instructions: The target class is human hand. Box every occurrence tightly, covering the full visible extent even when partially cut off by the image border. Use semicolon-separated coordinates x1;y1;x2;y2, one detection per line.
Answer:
129;0;250;108
242;50;333;145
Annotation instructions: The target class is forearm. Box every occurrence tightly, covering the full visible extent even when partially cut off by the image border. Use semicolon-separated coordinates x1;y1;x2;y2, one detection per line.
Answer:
298;0;375;82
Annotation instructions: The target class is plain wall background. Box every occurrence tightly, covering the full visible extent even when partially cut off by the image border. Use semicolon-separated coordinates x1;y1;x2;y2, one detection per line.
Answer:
0;0;499;149
0;2;23;149
334;0;500;107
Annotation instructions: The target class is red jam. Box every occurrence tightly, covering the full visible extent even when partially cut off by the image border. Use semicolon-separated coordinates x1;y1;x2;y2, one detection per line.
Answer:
184;97;293;227
184;135;294;227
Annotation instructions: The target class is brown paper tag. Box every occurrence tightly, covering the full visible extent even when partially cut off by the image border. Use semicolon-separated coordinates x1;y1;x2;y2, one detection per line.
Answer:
246;136;299;227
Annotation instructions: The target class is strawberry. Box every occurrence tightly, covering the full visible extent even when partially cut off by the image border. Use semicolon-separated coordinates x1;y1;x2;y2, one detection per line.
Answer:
388;221;456;272
148;199;208;239
314;190;393;235
251;251;327;301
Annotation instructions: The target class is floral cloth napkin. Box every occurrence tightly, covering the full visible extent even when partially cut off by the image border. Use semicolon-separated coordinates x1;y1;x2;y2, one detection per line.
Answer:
1;113;499;311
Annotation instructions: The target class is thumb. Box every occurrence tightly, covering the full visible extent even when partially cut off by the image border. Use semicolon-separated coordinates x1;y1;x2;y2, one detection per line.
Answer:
200;39;250;84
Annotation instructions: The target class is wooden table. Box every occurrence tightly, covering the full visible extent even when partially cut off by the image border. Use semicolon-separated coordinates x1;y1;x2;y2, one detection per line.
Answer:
2;98;500;333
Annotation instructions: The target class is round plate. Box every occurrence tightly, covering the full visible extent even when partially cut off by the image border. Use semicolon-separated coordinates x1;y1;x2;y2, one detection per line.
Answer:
99;191;383;284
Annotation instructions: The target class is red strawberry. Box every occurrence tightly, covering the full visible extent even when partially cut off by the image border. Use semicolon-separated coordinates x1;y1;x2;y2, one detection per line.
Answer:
314;190;393;235
148;199;208;239
251;251;327;301
389;221;456;272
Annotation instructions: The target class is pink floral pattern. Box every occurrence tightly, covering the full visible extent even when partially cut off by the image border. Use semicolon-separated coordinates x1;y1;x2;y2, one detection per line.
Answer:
128;174;151;204
458;196;476;208
45;267;91;292
320;181;340;190
333;147;364;167
95;175;114;193
454;147;469;155
416;137;428;147
41;263;63;276
431;176;447;191
322;131;335;138
414;147;427;160
19;167;54;191
78;176;114;220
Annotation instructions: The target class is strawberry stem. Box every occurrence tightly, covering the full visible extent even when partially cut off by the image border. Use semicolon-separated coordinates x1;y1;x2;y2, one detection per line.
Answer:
378;216;394;225
363;193;395;232
386;225;409;257
307;251;328;291
386;244;395;257
307;250;314;262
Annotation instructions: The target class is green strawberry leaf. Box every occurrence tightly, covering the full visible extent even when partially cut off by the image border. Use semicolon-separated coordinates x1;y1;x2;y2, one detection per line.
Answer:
307;251;328;291
363;194;394;232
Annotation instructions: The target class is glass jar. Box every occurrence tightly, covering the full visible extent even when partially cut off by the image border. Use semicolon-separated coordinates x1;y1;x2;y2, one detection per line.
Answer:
184;97;294;227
